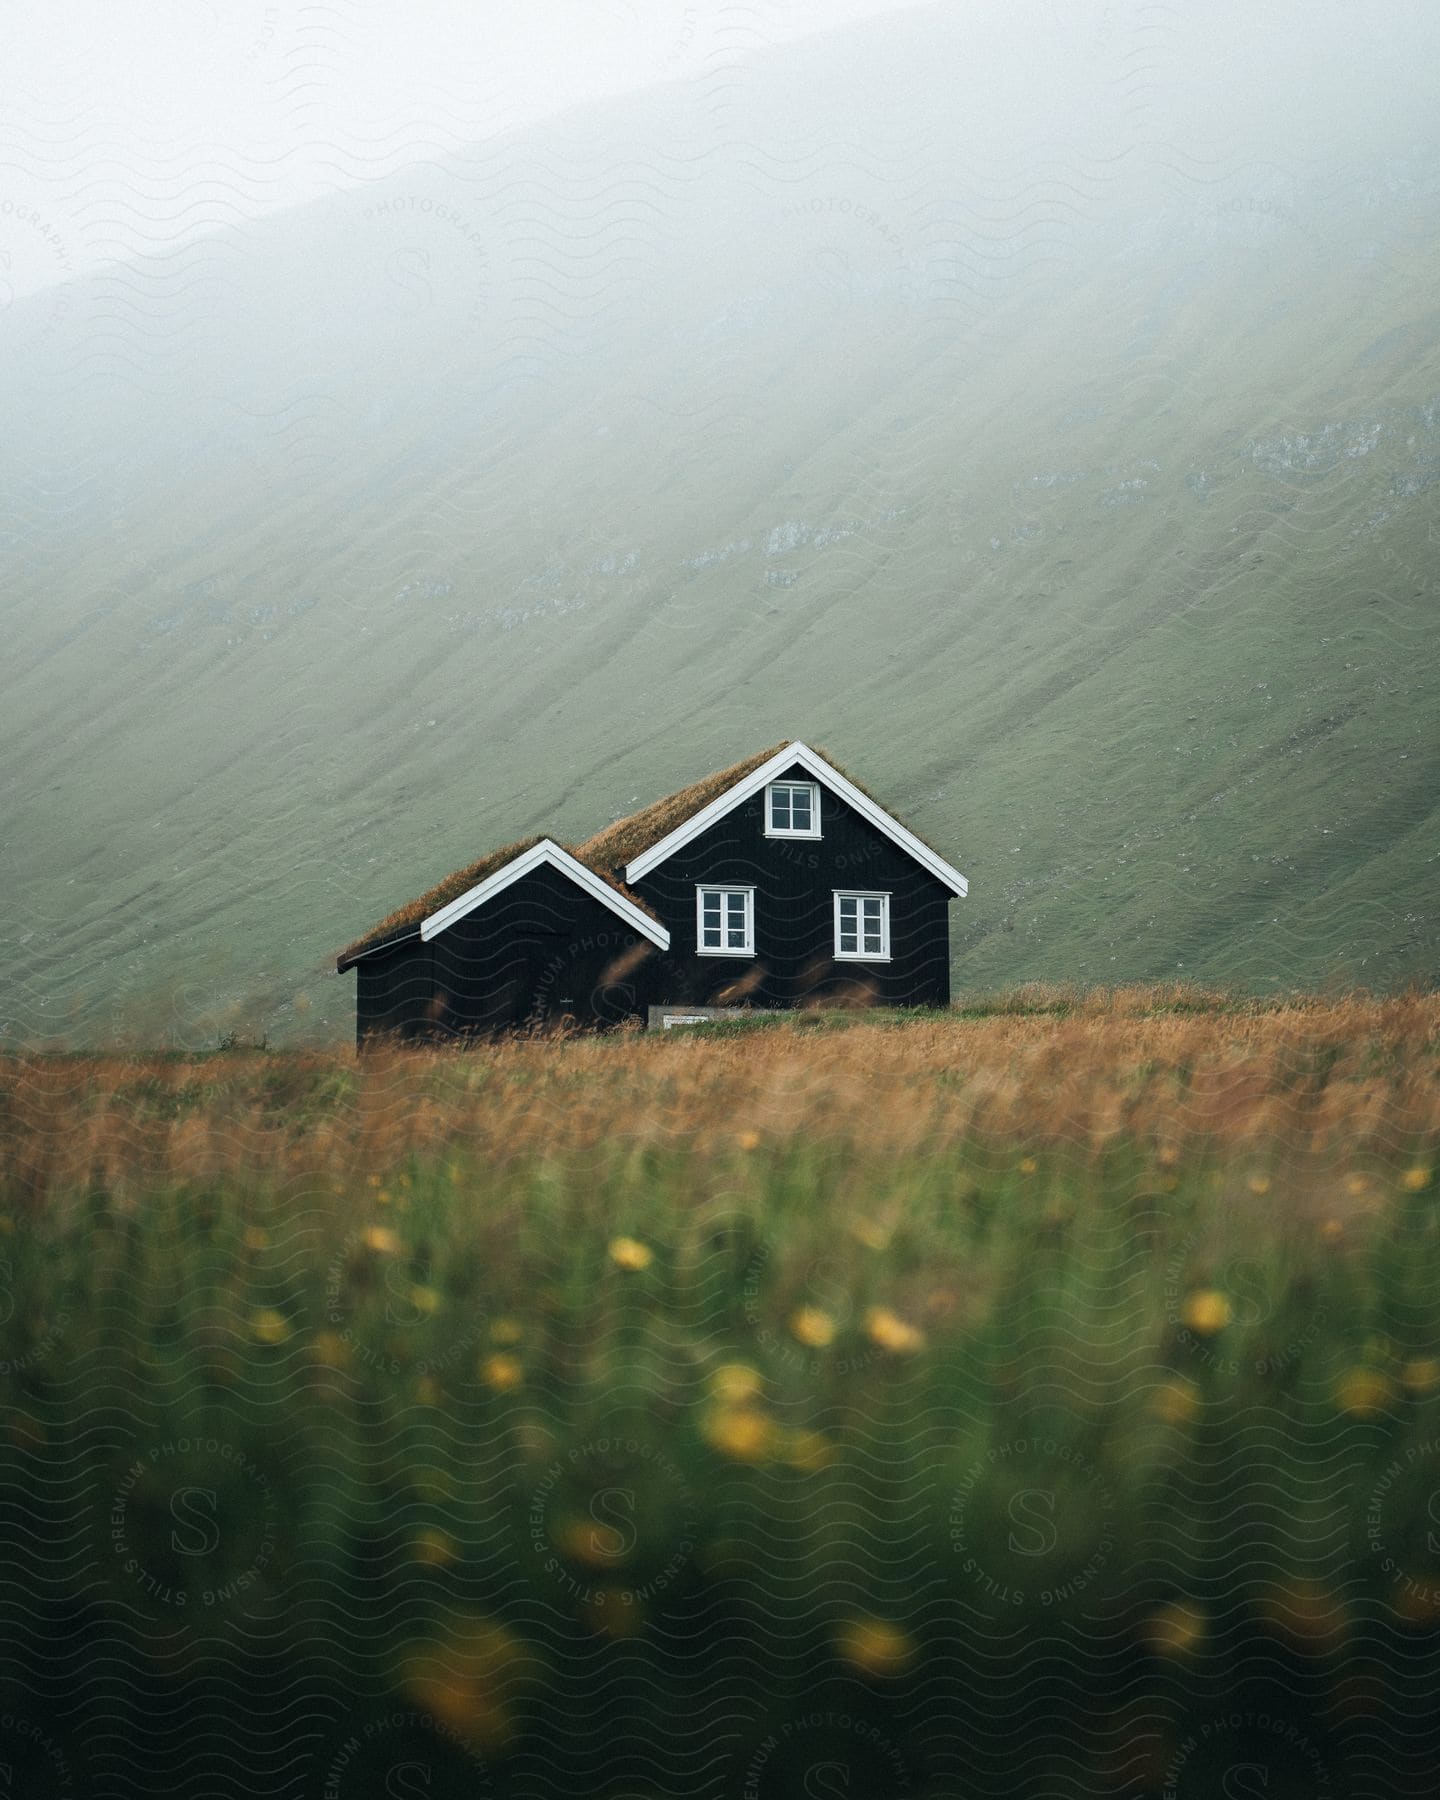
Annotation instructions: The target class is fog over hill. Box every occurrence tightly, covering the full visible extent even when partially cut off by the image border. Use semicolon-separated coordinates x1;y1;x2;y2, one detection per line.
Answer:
2;0;1438;1043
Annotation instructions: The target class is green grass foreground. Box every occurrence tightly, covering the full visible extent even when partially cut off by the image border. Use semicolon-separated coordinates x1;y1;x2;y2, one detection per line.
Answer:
1;992;1438;1795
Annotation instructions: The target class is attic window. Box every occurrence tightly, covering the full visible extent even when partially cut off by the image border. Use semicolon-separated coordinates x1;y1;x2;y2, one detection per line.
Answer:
766;780;820;838
834;890;890;960
697;885;755;955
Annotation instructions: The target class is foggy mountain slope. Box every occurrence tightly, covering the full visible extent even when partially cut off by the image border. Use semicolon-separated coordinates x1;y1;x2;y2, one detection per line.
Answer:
1;2;1437;1043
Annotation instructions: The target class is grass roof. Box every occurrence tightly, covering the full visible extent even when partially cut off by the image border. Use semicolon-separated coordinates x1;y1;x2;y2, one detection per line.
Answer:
338;834;547;969
575;740;930;870
338;740;940;969
336;830;664;969
573;742;790;874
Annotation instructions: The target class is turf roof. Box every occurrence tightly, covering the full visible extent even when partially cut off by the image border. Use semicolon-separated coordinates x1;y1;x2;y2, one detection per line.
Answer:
573;741;790;875
570;739;923;873
337;741;936;969
337;834;546;969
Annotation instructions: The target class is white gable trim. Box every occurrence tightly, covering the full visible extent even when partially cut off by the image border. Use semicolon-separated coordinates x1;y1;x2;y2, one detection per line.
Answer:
624;743;968;897
421;839;671;949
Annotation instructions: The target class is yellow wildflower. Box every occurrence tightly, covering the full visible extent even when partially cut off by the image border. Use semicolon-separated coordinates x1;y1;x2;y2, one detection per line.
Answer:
1400;1167;1430;1192
1319;1219;1344;1244
834;1617;917;1678
412;1528;459;1567
395;1618;521;1748
489;1318;523;1345
1143;1601;1207;1657
242;1226;270;1251
1335;1368;1395;1417
1247;1174;1272;1196
482;1354;523;1392
702;1406;776;1463
250;1308;290;1345
864;1307;926;1355
737;1130;761;1151
1401;1358;1440;1395
1018;1156;1038;1175
415;1375;441;1406
362;1225;401;1255
608;1236;653;1271
850;1217;893;1251
790;1306;836;1348
409;1284;441;1316
553;1518;628;1568
1181;1290;1232;1336
709;1363;763;1404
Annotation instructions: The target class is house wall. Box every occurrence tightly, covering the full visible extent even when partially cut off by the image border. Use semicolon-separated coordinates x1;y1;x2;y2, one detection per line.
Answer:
355;861;657;1044
356;938;436;1042
629;761;952;1010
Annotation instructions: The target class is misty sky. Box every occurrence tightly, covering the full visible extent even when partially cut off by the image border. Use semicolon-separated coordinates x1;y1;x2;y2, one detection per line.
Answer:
8;0;1440;304
4;0;927;297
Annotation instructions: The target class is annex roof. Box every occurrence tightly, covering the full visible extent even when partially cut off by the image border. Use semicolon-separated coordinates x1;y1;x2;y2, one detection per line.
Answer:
420;839;670;952
336;835;665;970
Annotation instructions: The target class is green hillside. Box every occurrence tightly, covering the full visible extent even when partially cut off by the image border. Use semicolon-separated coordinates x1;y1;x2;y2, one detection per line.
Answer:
2;3;1437;1044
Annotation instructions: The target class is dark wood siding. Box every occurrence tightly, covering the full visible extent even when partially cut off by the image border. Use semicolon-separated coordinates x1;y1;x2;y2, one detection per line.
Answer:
355;861;656;1044
630;761;952;1010
356;938;436;1042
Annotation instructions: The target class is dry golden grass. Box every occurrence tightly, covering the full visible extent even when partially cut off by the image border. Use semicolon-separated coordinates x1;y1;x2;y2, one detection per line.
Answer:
4;990;1435;1208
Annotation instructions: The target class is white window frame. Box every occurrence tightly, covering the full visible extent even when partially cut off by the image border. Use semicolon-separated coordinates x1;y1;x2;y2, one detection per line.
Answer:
833;889;891;961
764;780;822;839
696;885;756;956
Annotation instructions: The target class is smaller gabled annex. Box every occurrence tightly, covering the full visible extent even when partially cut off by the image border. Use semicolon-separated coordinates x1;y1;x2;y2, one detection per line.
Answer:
338;839;669;1040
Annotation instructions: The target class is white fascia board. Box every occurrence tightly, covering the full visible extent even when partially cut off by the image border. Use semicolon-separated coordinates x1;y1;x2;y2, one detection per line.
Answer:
421;839;671;949
624;742;969;898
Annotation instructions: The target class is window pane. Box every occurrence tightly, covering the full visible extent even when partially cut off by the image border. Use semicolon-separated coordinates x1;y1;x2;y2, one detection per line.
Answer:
840;929;858;954
771;790;791;828
838;896;857;922
791;790;811;829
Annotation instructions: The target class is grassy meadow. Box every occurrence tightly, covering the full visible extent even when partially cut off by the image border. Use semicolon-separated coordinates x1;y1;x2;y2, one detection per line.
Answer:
2;988;1439;1796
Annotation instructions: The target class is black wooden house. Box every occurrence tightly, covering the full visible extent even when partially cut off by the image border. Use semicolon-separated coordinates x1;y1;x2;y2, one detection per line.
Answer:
336;742;968;1042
